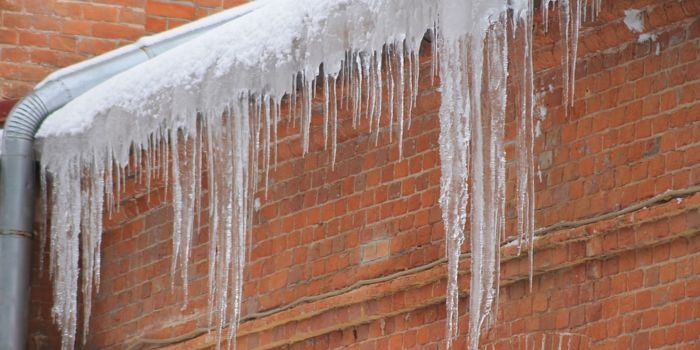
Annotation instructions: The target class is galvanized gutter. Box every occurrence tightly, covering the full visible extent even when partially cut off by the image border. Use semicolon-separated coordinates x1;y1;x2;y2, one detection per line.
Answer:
0;1;269;348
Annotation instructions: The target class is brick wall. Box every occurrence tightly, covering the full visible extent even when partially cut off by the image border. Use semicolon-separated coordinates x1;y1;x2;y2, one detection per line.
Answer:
13;0;700;349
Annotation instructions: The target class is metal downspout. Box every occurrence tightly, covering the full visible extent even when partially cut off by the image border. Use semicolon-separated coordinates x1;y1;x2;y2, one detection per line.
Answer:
0;2;268;348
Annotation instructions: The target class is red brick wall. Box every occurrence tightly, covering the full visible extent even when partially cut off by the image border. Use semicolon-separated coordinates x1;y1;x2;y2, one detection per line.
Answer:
16;0;700;349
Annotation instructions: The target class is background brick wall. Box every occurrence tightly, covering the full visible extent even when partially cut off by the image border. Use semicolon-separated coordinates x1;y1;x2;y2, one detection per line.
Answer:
8;0;700;349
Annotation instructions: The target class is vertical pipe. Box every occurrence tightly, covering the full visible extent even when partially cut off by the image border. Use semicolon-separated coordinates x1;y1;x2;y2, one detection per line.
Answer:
0;138;35;350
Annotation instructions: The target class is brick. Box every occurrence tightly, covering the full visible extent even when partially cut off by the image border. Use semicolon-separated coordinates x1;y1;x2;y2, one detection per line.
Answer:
48;35;77;52
0;28;18;44
0;47;28;62
82;3;121;22
0;62;50;81
145;16;168;33
4;13;61;31
92;23;143;40
120;8;146;25
146;1;195;20
18;31;49;47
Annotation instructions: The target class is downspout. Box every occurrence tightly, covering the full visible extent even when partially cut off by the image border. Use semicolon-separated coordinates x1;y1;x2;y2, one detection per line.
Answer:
0;1;269;348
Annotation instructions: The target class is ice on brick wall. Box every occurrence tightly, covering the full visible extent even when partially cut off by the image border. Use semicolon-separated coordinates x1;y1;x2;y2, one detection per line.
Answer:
32;0;599;348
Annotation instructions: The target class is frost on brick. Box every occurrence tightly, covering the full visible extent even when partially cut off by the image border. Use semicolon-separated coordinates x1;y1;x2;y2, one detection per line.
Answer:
33;0;598;349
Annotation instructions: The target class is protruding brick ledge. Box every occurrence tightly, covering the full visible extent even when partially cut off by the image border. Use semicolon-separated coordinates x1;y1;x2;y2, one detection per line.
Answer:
155;189;700;349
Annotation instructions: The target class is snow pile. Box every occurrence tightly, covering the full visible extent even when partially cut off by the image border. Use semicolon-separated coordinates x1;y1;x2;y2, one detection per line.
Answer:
623;8;659;54
34;0;599;349
623;9;644;33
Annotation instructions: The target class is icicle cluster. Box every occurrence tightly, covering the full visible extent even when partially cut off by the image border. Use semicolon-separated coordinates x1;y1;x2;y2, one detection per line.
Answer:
37;1;432;349
436;0;601;347
542;0;602;109
33;0;601;348
437;1;514;347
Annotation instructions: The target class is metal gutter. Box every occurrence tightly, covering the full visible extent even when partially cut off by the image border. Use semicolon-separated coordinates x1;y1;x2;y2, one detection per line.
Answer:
0;1;270;348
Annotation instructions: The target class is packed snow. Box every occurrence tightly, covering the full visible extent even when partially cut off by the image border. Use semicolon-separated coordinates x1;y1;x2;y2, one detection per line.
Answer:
32;0;599;349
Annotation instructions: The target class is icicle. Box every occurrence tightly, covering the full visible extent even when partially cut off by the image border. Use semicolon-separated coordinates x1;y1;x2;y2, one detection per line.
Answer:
437;1;513;348
169;130;183;290
163;128;170;200
353;53;363;127
264;95;272;196
331;77;339;169
291;73;298;128
407;50;419;129
340;52;349;110
387;47;395;144
205;113;221;330
430;25;439;85
145;136;152;203
182;125;199;305
49;160;81;350
560;0;582;109
368;52;378;134
514;1;537;291
542;0;555;32
487;15;508;329
374;52;384;145
363;53;371;124
437;36;471;349
38;170;49;275
397;42;406;159
323;74;330;149
273;100;280;168
302;75;313;155
193;126;202;234
558;333;564;350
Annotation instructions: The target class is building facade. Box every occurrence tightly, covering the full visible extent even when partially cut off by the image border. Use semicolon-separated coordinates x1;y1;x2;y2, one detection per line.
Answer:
0;0;698;348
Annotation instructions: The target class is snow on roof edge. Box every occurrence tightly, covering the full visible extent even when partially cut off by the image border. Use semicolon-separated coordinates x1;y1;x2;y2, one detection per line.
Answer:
37;0;440;143
36;0;273;89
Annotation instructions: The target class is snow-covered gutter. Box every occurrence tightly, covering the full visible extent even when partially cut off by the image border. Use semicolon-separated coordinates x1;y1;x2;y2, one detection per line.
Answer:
0;2;269;348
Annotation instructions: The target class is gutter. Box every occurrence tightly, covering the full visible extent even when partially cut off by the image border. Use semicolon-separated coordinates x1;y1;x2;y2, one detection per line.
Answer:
0;1;269;348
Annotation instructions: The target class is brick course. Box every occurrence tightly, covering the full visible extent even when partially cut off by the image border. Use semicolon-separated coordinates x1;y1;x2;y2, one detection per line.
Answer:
1;0;697;349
